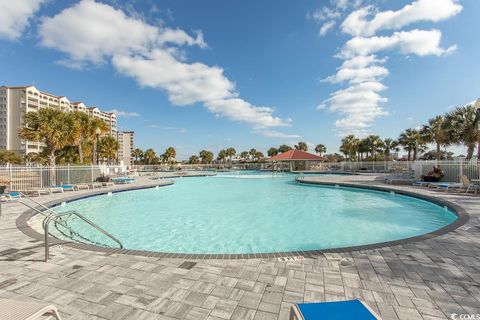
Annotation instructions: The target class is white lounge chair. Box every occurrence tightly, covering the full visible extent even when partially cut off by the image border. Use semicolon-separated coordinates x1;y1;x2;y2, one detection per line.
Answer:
0;298;62;320
460;175;480;194
88;182;103;189
24;188;51;197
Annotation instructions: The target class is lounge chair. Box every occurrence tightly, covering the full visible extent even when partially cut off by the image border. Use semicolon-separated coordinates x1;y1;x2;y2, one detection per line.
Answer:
290;299;382;320
0;192;21;202
428;182;464;192
112;177;135;184
101;181;115;187
59;185;75;192
412;181;431;188
0;298;62;320
460;175;480;194
24;188;51;197
88;182;103;189
63;183;90;190
47;187;64;194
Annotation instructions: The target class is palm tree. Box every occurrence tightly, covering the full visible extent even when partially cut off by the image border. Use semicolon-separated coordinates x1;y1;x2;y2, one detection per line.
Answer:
357;139;369;160
98;136;119;165
421;115;449;160
0;150;23;165
444;104;480;159
255;151;264;161
225;147;236;162
314;144;326;156
199;150;214;163
162;147;176;163
398;128;425;160
383;138;399;159
267;147;278;157
240;151;249;161
143;148;157;165
249;148;257;160
71;111;108;163
365;135;384;161
339;135;359;161
18;108;77;165
294;141;308;151
132;148;143;164
24;152;46;165
188;155;200;164
278;144;292;153
217;149;227;163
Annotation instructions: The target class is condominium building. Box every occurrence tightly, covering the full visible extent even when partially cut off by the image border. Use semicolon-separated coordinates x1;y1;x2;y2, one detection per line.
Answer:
116;131;134;166
0;85;117;155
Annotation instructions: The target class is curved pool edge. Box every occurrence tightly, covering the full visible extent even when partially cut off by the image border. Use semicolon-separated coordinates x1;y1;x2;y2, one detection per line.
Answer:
16;178;469;260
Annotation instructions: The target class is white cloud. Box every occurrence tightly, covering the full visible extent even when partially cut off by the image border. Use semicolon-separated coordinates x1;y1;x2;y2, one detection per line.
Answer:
0;0;45;40
106;109;140;117
342;0;462;36
340;29;456;58
317;0;460;135
38;0;290;130
254;130;301;139
325;81;388;130
205;99;291;128
323;63;389;84
319;21;336;36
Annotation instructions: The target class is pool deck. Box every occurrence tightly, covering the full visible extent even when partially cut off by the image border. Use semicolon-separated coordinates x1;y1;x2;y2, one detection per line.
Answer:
0;174;479;319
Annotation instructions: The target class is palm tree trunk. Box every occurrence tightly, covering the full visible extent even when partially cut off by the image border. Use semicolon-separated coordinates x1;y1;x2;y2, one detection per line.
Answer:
78;143;84;164
466;144;475;160
48;149;56;166
436;143;441;160
407;150;411;161
413;148;417;160
477;142;480;160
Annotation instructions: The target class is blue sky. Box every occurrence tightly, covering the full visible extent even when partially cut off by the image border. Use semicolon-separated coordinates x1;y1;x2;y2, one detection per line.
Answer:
0;0;478;159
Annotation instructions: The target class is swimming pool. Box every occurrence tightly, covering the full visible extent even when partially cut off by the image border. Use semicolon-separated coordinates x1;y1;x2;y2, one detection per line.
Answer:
53;172;457;254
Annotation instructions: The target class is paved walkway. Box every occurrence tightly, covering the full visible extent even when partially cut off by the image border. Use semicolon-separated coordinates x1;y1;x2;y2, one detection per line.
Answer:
0;174;479;320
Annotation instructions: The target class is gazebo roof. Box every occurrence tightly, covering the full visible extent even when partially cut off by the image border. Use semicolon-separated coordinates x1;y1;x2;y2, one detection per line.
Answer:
267;149;326;161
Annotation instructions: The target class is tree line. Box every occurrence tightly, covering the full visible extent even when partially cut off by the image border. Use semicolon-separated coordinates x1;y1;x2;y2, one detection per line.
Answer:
338;103;480;161
0;108;120;165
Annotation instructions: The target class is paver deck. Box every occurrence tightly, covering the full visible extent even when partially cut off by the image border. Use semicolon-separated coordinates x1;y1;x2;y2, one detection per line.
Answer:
0;174;479;319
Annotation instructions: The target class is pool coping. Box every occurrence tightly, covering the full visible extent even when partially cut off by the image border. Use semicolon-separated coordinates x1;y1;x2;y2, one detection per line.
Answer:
16;178;469;260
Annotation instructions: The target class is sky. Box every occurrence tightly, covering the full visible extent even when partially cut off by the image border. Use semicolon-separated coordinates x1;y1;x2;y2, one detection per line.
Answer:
0;0;479;159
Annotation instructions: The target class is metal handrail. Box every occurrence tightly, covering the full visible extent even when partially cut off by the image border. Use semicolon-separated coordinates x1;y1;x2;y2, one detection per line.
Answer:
44;210;123;261
14;192;123;261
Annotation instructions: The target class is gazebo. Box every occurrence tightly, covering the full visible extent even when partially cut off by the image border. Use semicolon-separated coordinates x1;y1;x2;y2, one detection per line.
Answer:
266;149;327;172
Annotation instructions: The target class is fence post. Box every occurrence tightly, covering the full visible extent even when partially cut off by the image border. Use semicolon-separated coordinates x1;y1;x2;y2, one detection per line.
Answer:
67;164;70;184
39;165;43;188
91;165;94;182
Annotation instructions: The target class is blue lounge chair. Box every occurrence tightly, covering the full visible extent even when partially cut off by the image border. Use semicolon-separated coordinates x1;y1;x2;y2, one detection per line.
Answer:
428;182;463;192
112;177;136;184
412;181;431;188
0;192;22;202
290;299;382;320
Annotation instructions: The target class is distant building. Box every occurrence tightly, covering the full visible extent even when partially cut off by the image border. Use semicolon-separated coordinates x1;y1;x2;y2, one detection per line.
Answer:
116;131;134;166
0;85;118;155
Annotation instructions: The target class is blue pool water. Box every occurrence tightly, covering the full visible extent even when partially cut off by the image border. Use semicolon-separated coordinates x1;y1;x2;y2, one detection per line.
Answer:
54;172;457;254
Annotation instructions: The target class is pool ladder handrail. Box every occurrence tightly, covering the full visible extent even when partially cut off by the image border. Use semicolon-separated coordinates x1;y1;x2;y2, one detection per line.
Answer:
15;192;123;261
44;210;123;261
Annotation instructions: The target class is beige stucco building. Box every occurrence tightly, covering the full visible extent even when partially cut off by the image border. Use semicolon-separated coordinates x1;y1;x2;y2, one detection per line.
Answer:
116;131;135;166
0;85;117;155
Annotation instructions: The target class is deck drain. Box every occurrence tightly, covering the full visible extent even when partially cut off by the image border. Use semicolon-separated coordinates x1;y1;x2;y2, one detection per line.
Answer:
178;261;197;270
72;265;83;269
277;256;304;261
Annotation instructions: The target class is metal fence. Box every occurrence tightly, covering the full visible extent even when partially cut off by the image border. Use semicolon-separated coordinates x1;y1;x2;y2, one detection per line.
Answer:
413;160;480;182
0;165;129;191
1;160;478;191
